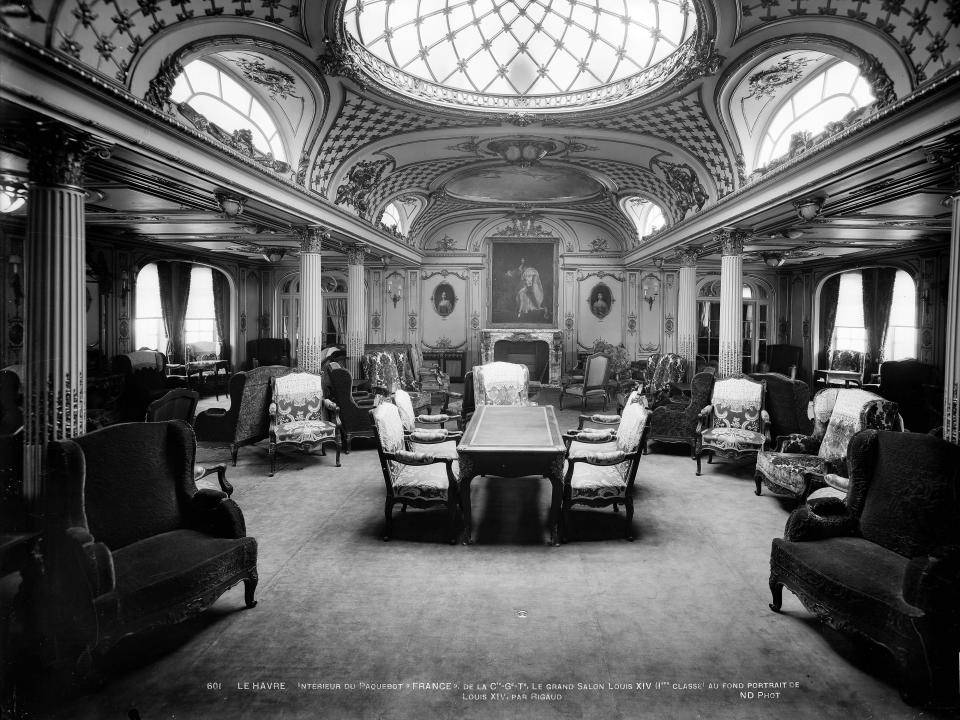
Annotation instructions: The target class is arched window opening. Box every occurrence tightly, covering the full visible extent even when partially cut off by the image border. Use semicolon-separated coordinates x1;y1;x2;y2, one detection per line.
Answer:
754;60;873;170
697;279;770;373
884;270;917;361
185;266;219;354
622;197;666;239
381;202;402;231
171;59;287;162
134;263;166;352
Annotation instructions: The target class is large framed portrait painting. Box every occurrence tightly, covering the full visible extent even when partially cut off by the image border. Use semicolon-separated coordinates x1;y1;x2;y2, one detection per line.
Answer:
488;239;557;327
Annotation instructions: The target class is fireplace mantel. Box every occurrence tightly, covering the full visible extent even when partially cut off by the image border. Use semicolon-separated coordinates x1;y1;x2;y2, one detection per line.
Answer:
481;328;564;387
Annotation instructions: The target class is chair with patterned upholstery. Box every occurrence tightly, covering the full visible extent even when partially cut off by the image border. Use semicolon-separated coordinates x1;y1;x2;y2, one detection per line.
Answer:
393;387;460;461
754;387;901;501
473;362;533;407
645;371;716;457
769;429;960;705
361;343;434;414
325;366;376;452
559;352;612;410
561;400;651;541
818;349;866;387
267;372;341;476
371;402;460;544
695;375;769;476
642;352;688;407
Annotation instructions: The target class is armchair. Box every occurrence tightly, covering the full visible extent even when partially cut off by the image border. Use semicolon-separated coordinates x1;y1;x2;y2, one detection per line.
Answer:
749;372;812;440
268;372;341;475
645;371;716;457
246;338;291;368
760;344;802;380
473;361;533;407
26;421;258;674
695;375;768;476
371;402;460;544
393;386;461;460
441;370;475;430
194;365;293;464
360;343;434;413
325;366;376;452
642;353;688;407
114;350;187;422
754;388;901;501
866;359;940;432
559;352;612;410
769;430;960;704
561;400;651;541
145;387;199;424
817;349;866;387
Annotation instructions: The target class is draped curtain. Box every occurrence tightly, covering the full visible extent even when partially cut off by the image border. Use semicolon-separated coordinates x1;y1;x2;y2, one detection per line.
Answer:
156;261;192;363
861;267;897;380
212;269;230;361
328;298;347;344
818;275;841;370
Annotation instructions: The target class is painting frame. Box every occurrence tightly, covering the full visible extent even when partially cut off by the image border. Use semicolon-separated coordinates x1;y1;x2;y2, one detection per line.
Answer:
487;239;558;328
588;282;614;319
432;282;457;317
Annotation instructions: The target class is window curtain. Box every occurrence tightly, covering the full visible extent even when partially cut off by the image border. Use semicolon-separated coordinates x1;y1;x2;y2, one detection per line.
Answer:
156;261;192;363
818;274;841;370
328;298;347;344
212;269;230;362
861;267;897;380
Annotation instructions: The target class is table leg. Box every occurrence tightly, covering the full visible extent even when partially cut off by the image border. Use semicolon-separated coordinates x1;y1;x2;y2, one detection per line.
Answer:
547;454;565;547
459;456;475;545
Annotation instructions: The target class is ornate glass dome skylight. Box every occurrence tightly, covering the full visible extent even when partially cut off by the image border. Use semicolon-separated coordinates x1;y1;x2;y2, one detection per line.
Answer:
342;0;698;112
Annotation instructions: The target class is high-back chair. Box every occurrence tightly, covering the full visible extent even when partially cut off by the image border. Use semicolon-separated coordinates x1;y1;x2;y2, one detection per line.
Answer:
326;366;376;452
561;400;651;541
145;387;200;424
645;371;716;457
769;430;960;704
473;361;531;407
371;402;460;544
559;352;612;410
393;387;459;460
268;372;341;476
642;352;688;407
694;375;768;476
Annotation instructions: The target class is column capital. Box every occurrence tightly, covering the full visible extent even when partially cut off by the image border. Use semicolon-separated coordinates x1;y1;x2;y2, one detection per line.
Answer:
345;243;368;266
23;124;111;188
677;248;699;267
717;229;748;256
295;225;329;254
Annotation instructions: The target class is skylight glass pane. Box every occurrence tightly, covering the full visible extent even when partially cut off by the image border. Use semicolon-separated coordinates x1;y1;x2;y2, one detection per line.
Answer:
185;61;218;93
219;72;251;113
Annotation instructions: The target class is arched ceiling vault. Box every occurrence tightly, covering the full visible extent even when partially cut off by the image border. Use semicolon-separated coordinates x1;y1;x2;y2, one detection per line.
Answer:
0;0;956;267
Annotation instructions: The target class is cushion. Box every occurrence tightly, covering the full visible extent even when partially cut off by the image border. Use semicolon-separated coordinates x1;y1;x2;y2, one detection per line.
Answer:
756;451;826;495
410;439;459;461
392;460;457;500
701;427;765;453
271;419;337;444
568;440;618;458
569;462;628;500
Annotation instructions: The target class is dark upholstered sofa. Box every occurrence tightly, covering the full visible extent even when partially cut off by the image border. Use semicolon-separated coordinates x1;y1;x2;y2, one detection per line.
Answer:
194;365;293;464
769;430;960;704
26;421;258;674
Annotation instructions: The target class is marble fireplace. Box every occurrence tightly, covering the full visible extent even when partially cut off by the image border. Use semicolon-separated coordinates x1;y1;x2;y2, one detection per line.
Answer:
480;329;564;386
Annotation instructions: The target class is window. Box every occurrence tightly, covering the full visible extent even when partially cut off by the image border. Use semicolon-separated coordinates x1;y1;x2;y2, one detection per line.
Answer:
622;197;666;239
185;266;219;354
381;202;402;231
170;59;286;161
134;263;167;352
832;271;866;352
755;61;874;170
883;270;917;360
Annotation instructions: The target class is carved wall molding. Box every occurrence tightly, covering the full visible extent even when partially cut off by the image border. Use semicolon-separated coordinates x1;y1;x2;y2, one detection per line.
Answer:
576;270;625;282
421;269;467;281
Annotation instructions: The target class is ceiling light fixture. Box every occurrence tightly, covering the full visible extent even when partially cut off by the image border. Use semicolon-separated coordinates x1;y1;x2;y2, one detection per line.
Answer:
762;252;786;268
0;181;27;214
793;196;825;222
215;192;245;218
261;248;286;263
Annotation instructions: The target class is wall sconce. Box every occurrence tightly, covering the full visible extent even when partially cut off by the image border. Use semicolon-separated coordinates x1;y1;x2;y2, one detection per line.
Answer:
120;268;131;296
793;196;824;222
641;273;660;311
385;274;402;307
762;252;786;268
9;254;23;307
261;248;286;263
0;180;27;214
215;192;245;218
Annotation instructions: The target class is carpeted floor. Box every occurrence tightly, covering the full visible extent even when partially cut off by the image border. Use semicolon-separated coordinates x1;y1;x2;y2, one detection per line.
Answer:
27;389;959;720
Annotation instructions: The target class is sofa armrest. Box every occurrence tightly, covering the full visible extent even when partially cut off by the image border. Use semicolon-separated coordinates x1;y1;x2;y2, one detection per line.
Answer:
695;405;714;432
903;545;960;613
783;501;856;541
187;489;247;538
64;526;116;598
777;433;820;454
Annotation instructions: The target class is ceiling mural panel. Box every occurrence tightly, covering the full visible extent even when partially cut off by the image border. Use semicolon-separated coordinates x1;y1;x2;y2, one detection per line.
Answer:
444;165;605;204
51;0;304;85
579;92;737;196
738;0;960;83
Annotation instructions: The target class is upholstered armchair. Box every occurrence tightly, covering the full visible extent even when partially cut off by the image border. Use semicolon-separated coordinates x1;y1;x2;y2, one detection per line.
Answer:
749;372;813;440
769;430;960;704
325;366;377;452
114;350;188;422
441;370;475;430
361;343;434;413
645;371;716;457
561;400;651;541
559;352;612;410
27;421;258;674
866;359;940;432
194;365;293;464
267;372;341;475
393;387;462;462
817;349;866;387
371;402;460;544
473;362;533;407
246;338;291;368
695;375;769;475
760;344;802;379
642;352;688;407
145;387;199;424
754;388;901;501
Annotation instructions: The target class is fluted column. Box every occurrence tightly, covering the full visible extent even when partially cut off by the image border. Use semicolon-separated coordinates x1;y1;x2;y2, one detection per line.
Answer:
23;125;109;520
297;226;328;373
676;248;699;374
345;244;368;376
944;179;960;443
718;230;746;378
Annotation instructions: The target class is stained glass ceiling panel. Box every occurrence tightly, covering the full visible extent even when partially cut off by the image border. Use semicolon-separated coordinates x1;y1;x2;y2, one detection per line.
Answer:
342;0;697;111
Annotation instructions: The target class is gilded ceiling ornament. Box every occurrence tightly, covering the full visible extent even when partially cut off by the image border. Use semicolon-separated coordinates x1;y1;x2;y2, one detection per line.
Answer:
335;159;392;218
746;57;810;99
24;124;112;187
144;54;183;113
858;54;897;107
651;158;709;217
434;235;456;252
296;225;329;254
589;238;609;253
317;40;367;89
232;58;299;101
346;244;368;266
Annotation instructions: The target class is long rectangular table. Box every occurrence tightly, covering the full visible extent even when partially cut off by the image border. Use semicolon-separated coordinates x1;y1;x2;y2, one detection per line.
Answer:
456;405;566;546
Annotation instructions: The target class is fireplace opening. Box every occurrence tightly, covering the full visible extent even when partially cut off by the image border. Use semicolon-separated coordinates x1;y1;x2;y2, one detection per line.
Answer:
494;340;550;384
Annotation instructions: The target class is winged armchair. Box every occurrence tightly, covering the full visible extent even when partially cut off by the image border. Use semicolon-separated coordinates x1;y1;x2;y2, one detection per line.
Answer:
325;366;376;452
769;429;960;705
646;371;716;457
473;361;533;406
642;352;688;407
268;372;341;475
695;375;769;475
26;421;258;674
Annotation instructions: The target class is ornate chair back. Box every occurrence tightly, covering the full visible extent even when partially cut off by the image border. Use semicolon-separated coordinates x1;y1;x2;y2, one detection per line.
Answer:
371;402;407;483
473;362;530;406
583;353;612;392
145;388;200;424
272;372;327;425
816;389;900;472
393;387;417;432
709;376;766;432
829;349;866;374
